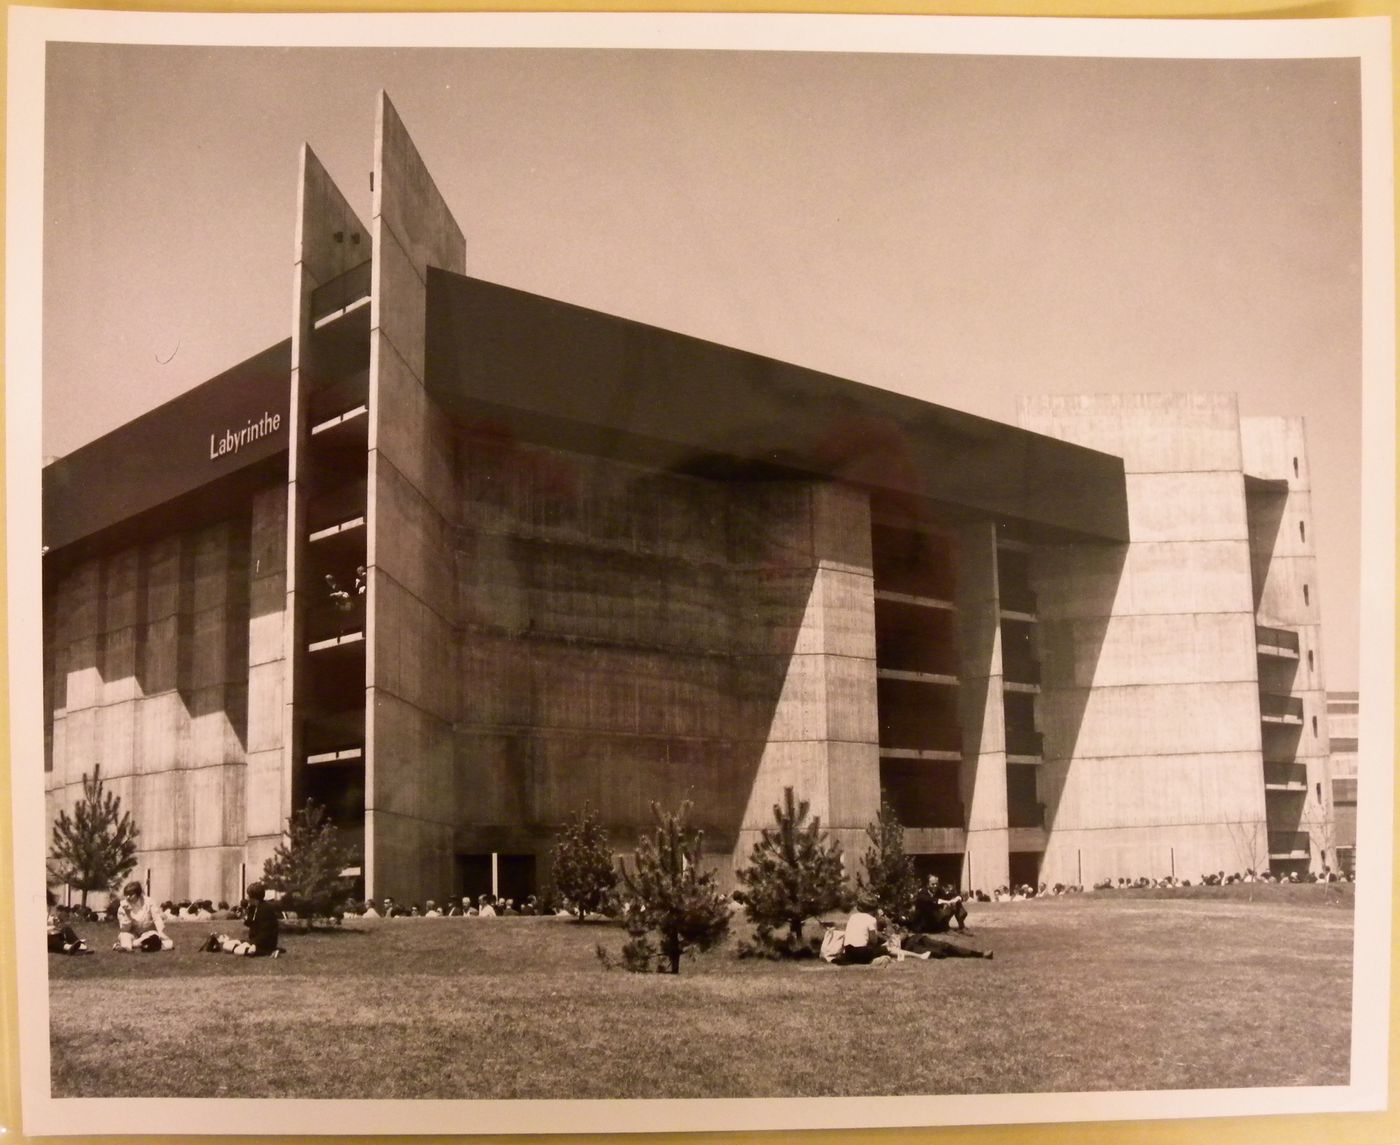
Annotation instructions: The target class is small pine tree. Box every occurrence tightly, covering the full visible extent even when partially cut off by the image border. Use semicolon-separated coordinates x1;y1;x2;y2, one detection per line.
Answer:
609;802;730;974
736;786;849;957
48;765;140;907
856;801;919;925
262;800;356;922
551;805;617;920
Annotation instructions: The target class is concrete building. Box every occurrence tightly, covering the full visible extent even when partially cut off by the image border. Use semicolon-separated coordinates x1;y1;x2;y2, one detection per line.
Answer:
42;94;1335;905
1327;691;1358;875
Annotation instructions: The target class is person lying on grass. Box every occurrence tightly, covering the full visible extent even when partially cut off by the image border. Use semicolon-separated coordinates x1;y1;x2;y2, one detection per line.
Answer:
46;891;93;955
826;902;993;964
202;882;284;958
114;881;173;952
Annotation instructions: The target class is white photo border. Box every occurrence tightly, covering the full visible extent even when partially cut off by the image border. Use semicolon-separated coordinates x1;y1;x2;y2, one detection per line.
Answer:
6;8;1394;1138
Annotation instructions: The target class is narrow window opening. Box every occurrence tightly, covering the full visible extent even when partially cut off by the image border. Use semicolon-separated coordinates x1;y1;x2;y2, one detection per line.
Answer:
1303;584;1310;606
1307;650;1315;672
1299;520;1306;543
1293;457;1299;477
1316;782;1322;801
1311;715;1319;737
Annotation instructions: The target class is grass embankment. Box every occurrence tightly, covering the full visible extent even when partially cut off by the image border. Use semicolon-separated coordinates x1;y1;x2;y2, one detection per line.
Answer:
48;886;1354;1099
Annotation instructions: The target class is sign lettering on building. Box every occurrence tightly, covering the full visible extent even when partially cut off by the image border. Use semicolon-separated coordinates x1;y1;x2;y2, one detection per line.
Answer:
209;411;283;461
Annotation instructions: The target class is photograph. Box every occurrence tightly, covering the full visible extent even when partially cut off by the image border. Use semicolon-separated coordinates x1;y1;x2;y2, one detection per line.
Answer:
6;9;1393;1138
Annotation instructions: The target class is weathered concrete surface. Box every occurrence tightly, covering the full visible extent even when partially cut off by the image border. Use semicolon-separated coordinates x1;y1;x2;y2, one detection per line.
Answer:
1022;394;1270;888
45;512;260;904
1243;416;1333;869
363;91;466;899
956;522;1010;893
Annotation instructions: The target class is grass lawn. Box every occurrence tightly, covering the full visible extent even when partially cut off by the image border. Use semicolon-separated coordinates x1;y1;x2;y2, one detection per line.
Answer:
48;885;1353;1099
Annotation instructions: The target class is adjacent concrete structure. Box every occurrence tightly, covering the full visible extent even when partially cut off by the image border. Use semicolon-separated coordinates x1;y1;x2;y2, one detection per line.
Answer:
43;95;1336;905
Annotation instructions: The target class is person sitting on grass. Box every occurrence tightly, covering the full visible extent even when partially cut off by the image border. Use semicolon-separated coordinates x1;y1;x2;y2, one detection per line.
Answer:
202;882;283;958
46;891;93;955
838;899;893;965
114;881;173;952
911;876;970;934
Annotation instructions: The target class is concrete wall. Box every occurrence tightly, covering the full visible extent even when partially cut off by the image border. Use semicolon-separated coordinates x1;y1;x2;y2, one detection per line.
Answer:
451;430;877;886
45;509;262;904
1242;416;1333;869
1020;394;1269;886
366;92;467;898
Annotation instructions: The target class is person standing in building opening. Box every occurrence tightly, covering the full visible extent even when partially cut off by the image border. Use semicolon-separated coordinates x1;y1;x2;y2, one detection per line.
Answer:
114;881;173;952
202;882;283;958
325;574;354;634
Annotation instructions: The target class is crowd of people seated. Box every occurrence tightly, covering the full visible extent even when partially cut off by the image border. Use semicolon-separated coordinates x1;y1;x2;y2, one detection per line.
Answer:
1086;866;1353;891
349;893;557;918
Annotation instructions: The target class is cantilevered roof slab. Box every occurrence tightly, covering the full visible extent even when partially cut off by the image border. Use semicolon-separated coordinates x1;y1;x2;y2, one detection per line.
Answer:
43;340;292;555
426;269;1129;544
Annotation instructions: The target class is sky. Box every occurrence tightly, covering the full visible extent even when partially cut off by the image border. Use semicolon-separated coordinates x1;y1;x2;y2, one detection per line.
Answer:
41;40;1363;687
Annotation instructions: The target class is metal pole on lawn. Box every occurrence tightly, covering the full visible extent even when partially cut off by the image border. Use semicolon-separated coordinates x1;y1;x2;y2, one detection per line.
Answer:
1077;849;1082;888
240;861;247;899
1170;846;1175;879
145;868;151;896
491;852;499;899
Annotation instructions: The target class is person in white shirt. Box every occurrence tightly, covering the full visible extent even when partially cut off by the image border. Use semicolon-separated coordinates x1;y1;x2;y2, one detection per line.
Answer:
840;900;891;965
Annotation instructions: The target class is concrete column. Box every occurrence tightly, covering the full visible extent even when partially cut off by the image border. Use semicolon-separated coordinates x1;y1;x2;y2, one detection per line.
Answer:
246;486;288;882
733;482;879;875
365;92;466;899
955;521;1010;893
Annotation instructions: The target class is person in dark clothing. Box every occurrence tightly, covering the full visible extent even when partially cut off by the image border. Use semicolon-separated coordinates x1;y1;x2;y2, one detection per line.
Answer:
203;882;283;957
46;891;93;955
911;875;969;933
899;932;993;960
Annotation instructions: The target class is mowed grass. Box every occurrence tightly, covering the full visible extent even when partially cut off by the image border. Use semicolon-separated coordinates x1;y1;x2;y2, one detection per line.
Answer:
49;886;1354;1099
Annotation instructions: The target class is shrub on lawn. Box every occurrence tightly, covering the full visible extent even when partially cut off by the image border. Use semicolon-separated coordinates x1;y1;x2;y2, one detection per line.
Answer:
855;801;919;926
551;805;617;920
601;801;730;974
736;786;849;958
48;764;141;909
262;800;357;925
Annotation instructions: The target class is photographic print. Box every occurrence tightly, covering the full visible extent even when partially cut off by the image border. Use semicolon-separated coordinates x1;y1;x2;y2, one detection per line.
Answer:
7;10;1393;1138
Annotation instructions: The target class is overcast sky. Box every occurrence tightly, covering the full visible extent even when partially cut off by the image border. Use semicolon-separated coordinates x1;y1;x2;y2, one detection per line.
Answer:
41;42;1362;687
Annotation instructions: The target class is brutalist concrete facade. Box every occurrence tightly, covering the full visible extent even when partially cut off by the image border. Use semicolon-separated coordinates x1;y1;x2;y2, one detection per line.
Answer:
42;95;1334;905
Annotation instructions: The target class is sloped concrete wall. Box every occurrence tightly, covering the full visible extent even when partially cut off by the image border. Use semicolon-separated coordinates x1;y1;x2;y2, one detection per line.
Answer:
1020;394;1269;887
366;92;467;898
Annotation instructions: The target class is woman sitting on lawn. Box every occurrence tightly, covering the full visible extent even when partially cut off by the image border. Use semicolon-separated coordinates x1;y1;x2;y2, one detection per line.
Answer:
202;882;283;958
46;891;93;955
114;881;173;952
